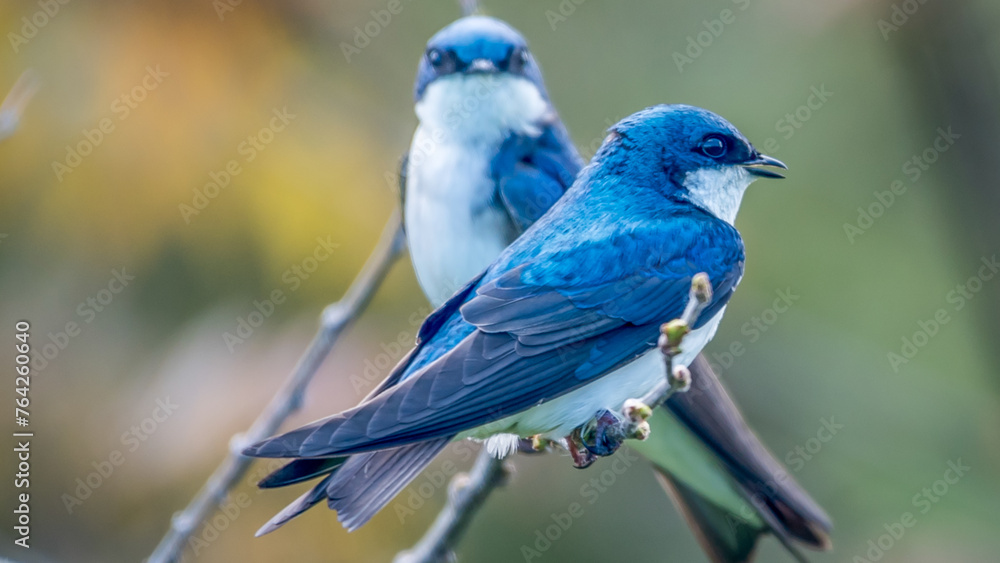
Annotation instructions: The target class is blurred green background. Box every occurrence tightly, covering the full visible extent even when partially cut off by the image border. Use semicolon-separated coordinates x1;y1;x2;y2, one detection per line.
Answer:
1;0;998;561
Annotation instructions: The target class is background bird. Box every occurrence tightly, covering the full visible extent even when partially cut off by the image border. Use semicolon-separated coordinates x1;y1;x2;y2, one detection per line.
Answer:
246;103;798;559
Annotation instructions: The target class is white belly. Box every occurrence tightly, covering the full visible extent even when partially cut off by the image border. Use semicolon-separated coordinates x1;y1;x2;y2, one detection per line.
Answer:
404;127;516;306
464;308;726;441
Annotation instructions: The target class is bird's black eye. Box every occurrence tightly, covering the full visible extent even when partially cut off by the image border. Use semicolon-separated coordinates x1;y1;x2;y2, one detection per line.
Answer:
427;48;445;68
508;47;528;72
700;135;728;159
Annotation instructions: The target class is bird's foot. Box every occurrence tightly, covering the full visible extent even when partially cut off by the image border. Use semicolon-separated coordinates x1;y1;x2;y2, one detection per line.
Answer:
565;429;598;468
579;409;627;457
581;402;654;457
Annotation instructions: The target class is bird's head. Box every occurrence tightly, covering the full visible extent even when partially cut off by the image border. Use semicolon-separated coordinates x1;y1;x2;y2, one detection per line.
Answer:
600;105;787;224
413;17;550;138
414;16;546;100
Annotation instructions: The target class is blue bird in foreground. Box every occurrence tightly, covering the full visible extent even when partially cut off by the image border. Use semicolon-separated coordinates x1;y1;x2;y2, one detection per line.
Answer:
245;102;801;547
248;17;831;561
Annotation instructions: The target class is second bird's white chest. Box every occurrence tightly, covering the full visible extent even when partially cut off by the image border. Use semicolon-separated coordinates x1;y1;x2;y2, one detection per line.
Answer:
404;74;550;306
404;131;517;306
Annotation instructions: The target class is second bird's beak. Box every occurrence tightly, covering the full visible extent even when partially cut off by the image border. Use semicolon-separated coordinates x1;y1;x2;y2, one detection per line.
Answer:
744;154;788;179
465;58;499;74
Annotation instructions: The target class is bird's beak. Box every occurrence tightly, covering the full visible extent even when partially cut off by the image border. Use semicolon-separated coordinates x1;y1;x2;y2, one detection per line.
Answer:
464;58;499;74
743;154;788;179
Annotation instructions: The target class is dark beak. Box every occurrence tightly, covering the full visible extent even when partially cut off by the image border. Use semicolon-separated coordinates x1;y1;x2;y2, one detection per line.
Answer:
744;154;788;179
464;58;499;74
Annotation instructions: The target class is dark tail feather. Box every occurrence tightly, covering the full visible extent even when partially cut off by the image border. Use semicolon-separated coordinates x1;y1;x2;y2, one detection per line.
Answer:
654;471;765;563
325;438;451;531
255;438;451;535
740;479;831;556
256;472;335;536
668;355;833;551
259;457;347;489
653;464;829;563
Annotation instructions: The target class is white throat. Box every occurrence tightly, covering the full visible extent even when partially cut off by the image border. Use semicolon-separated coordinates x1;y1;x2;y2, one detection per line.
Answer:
415;74;550;145
683;166;755;225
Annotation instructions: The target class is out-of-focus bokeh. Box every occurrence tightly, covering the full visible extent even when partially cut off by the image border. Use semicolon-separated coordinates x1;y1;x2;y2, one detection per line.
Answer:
1;0;998;561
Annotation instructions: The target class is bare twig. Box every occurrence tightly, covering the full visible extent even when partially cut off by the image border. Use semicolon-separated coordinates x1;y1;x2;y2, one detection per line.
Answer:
147;212;405;563
394;447;509;563
610;273;712;443
459;0;479;17
572;274;713;459
640;272;713;409
0;70;39;142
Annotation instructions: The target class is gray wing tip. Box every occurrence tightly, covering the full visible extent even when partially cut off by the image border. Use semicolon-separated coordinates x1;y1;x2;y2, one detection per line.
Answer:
254;507;297;537
254;475;333;536
255;520;280;537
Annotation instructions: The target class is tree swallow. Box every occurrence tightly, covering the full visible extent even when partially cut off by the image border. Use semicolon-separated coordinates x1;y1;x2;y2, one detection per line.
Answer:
245;105;803;551
399;16;829;560
402;15;581;306
249;17;831;559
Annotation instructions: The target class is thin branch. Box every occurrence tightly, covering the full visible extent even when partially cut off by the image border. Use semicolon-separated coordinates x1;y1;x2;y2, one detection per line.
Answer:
571;274;713;461
147;212;405;563
394;447;509;563
459;0;479;17
640;272;713;409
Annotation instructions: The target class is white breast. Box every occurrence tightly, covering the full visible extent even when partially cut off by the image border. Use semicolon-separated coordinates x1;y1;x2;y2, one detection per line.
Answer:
405;136;514;305
464;308;727;441
405;74;550;306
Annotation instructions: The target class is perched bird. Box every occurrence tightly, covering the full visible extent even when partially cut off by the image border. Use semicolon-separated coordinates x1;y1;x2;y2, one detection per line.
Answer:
393;17;830;560
246;103;799;553
402;15;580;305
251;17;831;560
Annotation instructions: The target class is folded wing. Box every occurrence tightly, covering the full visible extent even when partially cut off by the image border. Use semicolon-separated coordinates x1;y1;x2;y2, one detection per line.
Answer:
245;211;744;459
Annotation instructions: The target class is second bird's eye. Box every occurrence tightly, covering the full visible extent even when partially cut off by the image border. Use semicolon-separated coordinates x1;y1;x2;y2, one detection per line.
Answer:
427;48;445;67
508;47;528;71
700;135;728;158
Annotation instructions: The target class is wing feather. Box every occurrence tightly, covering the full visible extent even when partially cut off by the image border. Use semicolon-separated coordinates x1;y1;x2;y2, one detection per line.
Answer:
245;208;744;459
492;119;583;232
